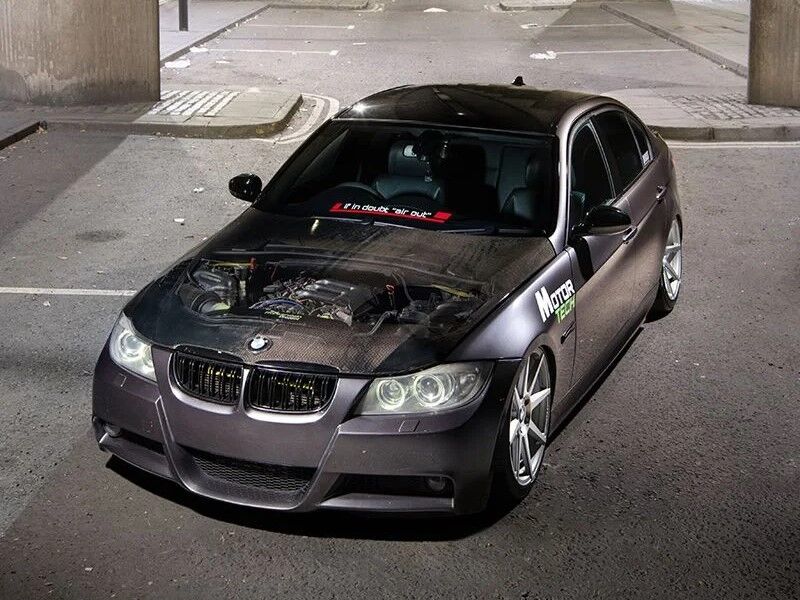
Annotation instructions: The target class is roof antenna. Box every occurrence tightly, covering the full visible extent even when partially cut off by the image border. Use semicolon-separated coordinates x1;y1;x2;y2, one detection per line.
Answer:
512;76;525;87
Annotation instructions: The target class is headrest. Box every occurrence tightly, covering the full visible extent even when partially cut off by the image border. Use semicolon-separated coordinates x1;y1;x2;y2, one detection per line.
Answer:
525;151;546;187
387;141;428;177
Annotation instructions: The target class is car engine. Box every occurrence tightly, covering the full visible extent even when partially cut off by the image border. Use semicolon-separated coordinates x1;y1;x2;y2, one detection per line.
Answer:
177;258;480;333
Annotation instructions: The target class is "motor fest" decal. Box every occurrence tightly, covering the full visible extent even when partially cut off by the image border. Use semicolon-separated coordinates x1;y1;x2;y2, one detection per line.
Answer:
535;280;575;323
330;202;452;224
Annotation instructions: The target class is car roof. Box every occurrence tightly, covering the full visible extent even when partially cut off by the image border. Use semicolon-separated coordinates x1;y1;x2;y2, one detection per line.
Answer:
335;84;604;135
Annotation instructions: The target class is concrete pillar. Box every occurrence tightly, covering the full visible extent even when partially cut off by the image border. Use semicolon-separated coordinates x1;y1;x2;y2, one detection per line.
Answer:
748;0;800;108
0;0;160;106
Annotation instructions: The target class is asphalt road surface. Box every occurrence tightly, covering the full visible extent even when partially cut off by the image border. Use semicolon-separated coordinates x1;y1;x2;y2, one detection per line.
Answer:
1;2;799;599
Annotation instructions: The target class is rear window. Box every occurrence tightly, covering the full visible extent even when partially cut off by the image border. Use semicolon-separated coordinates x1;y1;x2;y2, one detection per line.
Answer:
256;121;557;235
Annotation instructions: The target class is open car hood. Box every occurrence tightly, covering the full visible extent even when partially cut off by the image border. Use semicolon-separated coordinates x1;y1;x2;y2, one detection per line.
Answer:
126;209;555;375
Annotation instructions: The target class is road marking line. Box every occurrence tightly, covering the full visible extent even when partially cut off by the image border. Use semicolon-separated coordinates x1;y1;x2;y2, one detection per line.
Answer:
668;141;800;149
208;48;339;56
0;287;136;297
245;24;355;29
521;23;634;29
555;48;687;54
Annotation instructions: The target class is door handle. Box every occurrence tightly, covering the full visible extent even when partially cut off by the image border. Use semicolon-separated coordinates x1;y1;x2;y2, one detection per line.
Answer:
622;226;638;244
656;184;668;202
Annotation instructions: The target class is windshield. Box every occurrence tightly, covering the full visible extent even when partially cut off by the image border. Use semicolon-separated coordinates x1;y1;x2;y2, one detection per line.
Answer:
256;121;557;235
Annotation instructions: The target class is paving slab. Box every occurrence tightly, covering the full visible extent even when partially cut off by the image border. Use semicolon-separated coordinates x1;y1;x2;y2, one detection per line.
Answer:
0;86;302;139
601;1;749;76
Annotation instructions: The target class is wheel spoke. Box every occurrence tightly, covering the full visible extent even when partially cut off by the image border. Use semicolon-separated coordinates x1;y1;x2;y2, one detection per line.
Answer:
522;356;531;393
509;418;521;444
510;432;521;473
663;259;680;282
529;422;547;446
513;388;524;410
521;433;533;476
528;387;550;411
528;355;544;396
516;431;525;473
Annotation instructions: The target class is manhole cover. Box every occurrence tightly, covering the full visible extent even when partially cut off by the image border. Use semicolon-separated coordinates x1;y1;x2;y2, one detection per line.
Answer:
148;90;240;117
666;92;800;121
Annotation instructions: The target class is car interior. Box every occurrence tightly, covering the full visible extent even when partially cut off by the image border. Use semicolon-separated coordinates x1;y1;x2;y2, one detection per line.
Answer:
278;125;557;232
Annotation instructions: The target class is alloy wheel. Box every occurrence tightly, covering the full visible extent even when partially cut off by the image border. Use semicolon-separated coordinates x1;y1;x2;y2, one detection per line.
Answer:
509;351;551;486
662;219;682;301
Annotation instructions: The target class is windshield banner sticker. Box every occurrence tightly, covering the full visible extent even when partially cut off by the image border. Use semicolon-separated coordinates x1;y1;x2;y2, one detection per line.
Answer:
535;280;575;323
330;202;452;224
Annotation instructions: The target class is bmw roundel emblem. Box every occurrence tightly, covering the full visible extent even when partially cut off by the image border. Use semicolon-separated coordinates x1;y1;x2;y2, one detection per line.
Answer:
248;335;272;353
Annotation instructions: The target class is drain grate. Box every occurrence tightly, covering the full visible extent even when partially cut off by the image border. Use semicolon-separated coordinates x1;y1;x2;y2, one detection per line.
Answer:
666;92;800;121
147;90;241;117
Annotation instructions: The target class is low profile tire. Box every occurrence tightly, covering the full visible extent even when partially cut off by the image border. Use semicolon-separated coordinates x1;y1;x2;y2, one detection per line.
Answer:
491;348;552;505
648;218;682;320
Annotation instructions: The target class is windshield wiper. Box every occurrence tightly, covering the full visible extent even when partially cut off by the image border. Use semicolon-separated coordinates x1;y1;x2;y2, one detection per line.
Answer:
441;225;543;236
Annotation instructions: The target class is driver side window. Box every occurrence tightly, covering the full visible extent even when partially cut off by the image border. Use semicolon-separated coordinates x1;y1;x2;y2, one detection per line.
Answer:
569;124;614;227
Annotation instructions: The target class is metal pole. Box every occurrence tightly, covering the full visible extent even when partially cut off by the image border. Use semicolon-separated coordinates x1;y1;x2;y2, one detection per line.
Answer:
178;0;189;31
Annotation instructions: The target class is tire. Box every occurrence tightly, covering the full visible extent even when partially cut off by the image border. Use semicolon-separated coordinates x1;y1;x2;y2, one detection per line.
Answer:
648;217;682;320
490;347;552;506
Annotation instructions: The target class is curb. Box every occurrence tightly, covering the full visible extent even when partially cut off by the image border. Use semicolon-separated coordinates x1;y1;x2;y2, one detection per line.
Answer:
600;4;748;78
649;123;800;142
0;120;46;150
43;93;303;139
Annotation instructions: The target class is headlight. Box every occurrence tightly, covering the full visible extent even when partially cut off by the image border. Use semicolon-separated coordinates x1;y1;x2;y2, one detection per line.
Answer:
108;314;156;381
356;362;492;415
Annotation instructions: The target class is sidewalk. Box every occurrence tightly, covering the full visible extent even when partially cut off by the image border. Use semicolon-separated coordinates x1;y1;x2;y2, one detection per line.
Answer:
597;1;800;139
160;1;271;64
0;85;301;140
602;1;749;76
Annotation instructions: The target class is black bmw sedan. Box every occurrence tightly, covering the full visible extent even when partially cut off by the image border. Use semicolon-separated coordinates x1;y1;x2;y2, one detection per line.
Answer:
92;84;682;514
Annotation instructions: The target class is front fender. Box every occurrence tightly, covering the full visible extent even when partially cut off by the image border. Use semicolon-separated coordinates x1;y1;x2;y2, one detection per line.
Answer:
447;251;576;405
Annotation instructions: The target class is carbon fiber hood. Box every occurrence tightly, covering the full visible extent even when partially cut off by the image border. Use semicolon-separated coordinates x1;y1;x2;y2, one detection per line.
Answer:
127;210;554;375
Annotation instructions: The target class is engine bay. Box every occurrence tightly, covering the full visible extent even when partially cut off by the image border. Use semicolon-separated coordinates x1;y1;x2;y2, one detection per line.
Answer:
178;258;481;333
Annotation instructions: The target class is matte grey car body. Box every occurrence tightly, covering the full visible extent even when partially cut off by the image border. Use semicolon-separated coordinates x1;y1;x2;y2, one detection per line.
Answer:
93;84;682;514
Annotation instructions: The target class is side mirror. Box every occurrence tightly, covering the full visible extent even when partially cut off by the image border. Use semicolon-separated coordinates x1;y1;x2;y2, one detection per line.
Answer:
228;173;262;202
575;204;631;237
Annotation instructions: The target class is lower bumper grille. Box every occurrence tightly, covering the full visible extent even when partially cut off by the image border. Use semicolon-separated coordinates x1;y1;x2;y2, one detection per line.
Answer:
186;447;314;493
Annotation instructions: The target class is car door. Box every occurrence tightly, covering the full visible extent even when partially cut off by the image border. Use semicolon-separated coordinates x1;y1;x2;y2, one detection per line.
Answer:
592;109;666;317
566;119;637;390
626;114;670;314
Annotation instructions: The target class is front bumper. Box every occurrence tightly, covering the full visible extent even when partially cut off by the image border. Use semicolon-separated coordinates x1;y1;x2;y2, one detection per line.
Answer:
92;346;518;514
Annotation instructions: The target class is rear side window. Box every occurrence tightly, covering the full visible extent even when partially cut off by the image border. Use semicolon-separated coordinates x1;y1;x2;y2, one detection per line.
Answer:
570;124;613;223
628;116;653;166
593;110;643;193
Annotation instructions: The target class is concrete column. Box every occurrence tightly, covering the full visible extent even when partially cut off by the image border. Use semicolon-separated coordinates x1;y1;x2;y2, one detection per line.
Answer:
0;0;160;106
748;0;800;108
